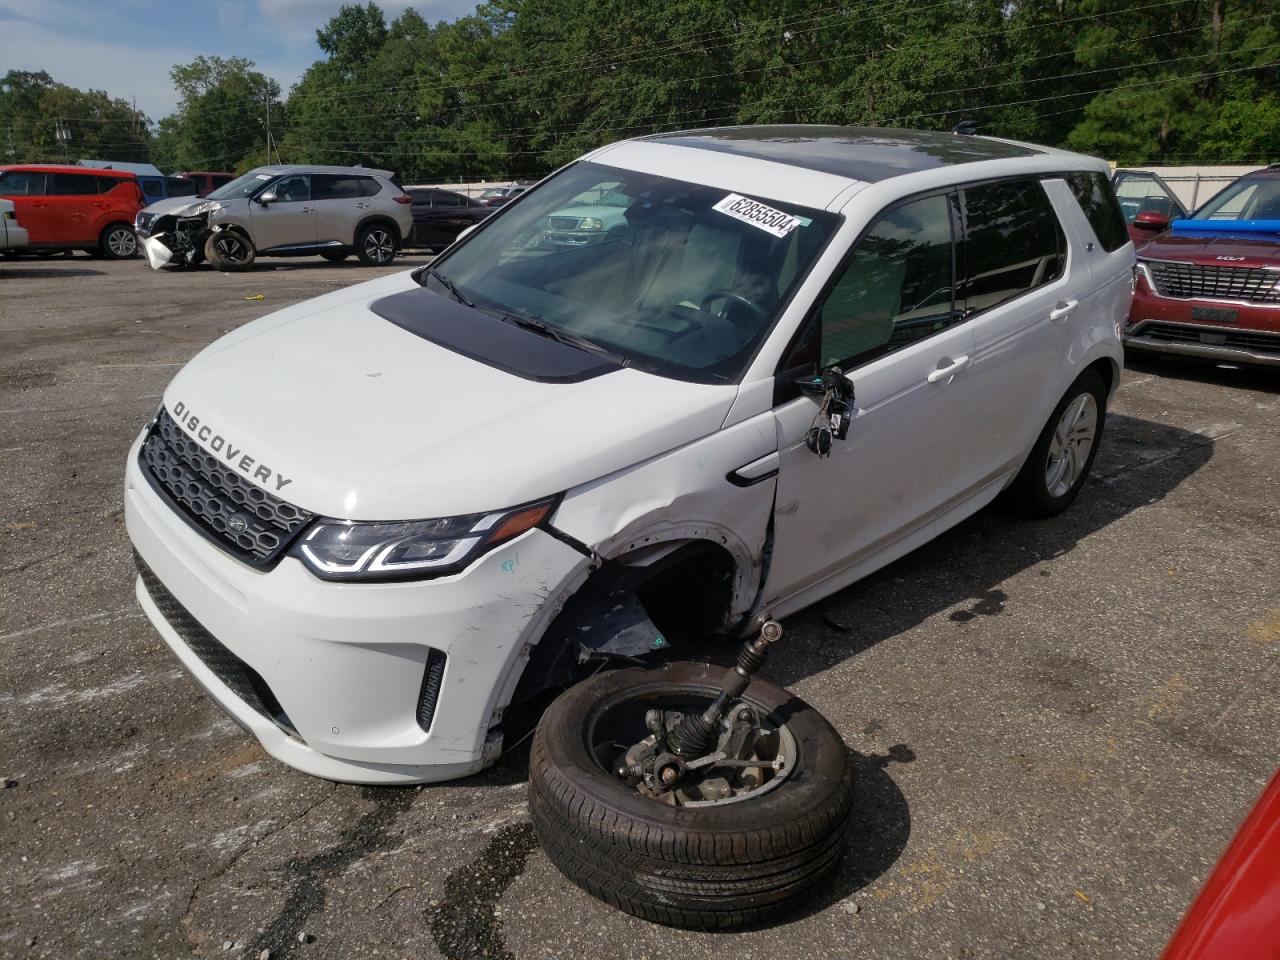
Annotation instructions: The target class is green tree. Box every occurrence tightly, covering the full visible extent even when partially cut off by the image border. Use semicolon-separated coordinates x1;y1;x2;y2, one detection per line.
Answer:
159;56;281;171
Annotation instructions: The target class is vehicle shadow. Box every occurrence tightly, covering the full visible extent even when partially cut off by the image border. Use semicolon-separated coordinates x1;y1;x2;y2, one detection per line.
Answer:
0;266;106;279
1126;352;1280;394
685;412;1214;689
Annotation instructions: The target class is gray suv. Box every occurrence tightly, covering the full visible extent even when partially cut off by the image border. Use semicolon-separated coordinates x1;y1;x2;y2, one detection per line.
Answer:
135;164;415;272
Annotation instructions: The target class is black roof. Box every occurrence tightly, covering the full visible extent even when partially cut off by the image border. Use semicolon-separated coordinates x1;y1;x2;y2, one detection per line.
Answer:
640;125;1042;183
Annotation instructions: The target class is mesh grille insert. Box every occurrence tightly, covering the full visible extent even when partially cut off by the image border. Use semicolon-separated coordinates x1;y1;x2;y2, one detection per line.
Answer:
139;409;312;567
1140;322;1280;355
416;648;448;732
1147;260;1280;305
134;551;297;736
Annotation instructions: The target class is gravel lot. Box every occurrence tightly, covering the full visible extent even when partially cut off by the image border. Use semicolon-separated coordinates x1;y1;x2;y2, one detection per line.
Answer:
1;253;1277;959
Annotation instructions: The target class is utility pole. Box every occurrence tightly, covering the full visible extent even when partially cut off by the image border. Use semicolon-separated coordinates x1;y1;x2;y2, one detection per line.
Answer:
265;91;271;165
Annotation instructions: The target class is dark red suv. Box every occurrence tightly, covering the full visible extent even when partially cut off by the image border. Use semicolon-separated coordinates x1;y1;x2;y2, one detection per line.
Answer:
1127;166;1280;368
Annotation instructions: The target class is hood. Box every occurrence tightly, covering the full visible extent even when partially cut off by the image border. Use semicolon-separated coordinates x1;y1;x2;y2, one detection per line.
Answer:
162;271;738;520
141;195;225;217
1137;229;1280;268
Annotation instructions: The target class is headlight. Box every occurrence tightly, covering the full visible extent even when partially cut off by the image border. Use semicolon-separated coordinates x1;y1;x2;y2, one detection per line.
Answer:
577;217;604;231
289;498;556;581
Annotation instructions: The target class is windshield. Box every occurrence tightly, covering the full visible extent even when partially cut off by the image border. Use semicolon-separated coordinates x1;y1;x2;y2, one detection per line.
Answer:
424;162;838;383
1192;175;1280;221
206;169;277;201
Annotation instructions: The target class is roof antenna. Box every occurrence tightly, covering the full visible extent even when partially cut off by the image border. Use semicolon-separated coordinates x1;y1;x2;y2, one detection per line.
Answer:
953;120;979;136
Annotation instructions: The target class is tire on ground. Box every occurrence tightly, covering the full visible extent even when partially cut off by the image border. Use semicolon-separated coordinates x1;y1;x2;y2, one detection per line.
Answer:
528;661;855;930
99;223;139;260
1001;367;1108;518
204;231;255;272
355;222;397;266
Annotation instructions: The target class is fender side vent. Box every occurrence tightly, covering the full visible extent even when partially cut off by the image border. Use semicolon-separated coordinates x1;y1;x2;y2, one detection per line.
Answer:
416;648;448;732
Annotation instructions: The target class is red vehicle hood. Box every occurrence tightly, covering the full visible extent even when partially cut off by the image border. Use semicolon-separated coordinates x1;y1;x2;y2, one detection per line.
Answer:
1138;231;1280;269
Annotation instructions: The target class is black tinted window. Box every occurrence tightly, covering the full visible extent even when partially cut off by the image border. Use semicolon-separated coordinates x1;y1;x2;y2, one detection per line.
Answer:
312;174;365;200
408;189;431;204
211;175;233;189
51;172;100;195
960;180;1066;313
271;174;310;202
166;177;198;197
817;192;956;368
434;191;462;208
0;171;47;195
359;177;381;197
98;176;127;193
1066;172;1128;252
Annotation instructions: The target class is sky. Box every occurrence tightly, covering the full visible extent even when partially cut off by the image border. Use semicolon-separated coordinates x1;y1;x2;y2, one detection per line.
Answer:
0;0;477;120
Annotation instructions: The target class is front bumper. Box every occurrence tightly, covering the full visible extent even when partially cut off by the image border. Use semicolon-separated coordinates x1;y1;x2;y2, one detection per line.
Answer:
124;434;589;783
1125;279;1280;367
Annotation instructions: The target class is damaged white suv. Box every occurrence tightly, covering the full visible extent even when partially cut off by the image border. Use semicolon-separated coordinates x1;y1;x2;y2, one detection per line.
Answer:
125;126;1130;786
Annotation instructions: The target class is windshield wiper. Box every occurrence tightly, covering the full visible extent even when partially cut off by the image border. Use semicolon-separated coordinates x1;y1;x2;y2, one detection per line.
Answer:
498;311;625;364
424;267;474;307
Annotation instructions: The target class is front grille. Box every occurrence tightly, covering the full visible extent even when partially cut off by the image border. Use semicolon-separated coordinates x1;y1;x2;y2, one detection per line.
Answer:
139;410;312;567
1139;321;1280;355
547;216;581;230
416;648;448;732
1146;259;1280;304
135;550;296;735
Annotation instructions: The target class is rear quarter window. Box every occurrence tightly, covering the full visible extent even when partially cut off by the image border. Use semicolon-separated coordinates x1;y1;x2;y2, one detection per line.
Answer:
0;170;47;195
1065;172;1129;252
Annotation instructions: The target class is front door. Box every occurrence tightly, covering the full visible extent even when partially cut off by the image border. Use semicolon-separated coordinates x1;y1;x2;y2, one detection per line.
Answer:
249;174;315;251
765;190;984;609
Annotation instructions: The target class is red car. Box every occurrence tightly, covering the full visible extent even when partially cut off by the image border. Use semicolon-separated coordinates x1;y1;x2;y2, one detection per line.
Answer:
1126;166;1280;368
1162;770;1280;960
172;171;236;197
0;164;144;258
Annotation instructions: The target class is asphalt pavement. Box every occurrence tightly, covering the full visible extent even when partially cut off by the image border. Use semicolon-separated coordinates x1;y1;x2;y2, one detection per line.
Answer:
1;253;1277;959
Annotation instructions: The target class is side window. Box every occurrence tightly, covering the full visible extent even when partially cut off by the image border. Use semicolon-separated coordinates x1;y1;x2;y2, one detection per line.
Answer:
959;179;1066;314
1069;172;1131;249
211;176;233;190
51;172;99;195
0;170;47;195
270;175;311;202
98;176;124;194
435;191;461;208
312;175;365;200
359;177;381;197
816;192;956;369
166;177;198;197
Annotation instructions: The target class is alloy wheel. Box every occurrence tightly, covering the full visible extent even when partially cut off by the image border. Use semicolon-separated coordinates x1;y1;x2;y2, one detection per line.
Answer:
363;229;394;264
1045;392;1098;498
107;227;137;257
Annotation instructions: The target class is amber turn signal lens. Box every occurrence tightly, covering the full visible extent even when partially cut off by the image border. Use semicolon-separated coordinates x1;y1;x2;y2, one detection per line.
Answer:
486;501;554;544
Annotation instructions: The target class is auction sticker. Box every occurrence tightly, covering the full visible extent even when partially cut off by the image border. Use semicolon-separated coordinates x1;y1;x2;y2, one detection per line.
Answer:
713;193;802;238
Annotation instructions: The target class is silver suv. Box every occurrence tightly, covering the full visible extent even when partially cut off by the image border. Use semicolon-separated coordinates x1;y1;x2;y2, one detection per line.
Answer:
135;164;415;272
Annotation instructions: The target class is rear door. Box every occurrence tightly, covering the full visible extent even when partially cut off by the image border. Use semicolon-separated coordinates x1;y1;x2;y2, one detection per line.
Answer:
0;170;50;242
312;173;371;245
954;177;1077;480
249;174;315;251
48;171;106;244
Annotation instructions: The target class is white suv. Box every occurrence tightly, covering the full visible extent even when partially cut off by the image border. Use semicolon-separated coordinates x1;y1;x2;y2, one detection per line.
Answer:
124;126;1131;784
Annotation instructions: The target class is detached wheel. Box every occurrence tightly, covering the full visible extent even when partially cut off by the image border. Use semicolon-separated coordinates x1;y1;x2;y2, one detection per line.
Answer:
320;249;349;263
99;223;138;259
204;231;255;272
356;223;397;266
1002;368;1107;518
529;661;854;930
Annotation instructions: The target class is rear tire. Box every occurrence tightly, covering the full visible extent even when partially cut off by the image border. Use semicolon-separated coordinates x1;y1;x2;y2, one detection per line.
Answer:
1002;369;1107;518
204;231;255;272
355;223;397;266
529;662;854;930
99;223;138;260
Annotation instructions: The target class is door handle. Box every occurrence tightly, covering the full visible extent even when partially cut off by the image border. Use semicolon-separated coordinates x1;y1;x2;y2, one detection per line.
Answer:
356;201;371;209
1049;299;1079;322
301;207;314;213
927;355;970;384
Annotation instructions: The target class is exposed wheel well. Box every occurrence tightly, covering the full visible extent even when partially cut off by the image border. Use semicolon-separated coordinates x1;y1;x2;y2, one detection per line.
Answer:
1086;356;1119;399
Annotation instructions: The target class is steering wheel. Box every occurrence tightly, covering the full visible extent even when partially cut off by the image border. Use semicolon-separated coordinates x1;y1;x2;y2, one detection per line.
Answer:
699;289;769;329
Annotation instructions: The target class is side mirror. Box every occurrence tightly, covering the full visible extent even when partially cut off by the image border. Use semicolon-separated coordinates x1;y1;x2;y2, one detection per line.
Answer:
1134;210;1170;231
256;191;276;206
